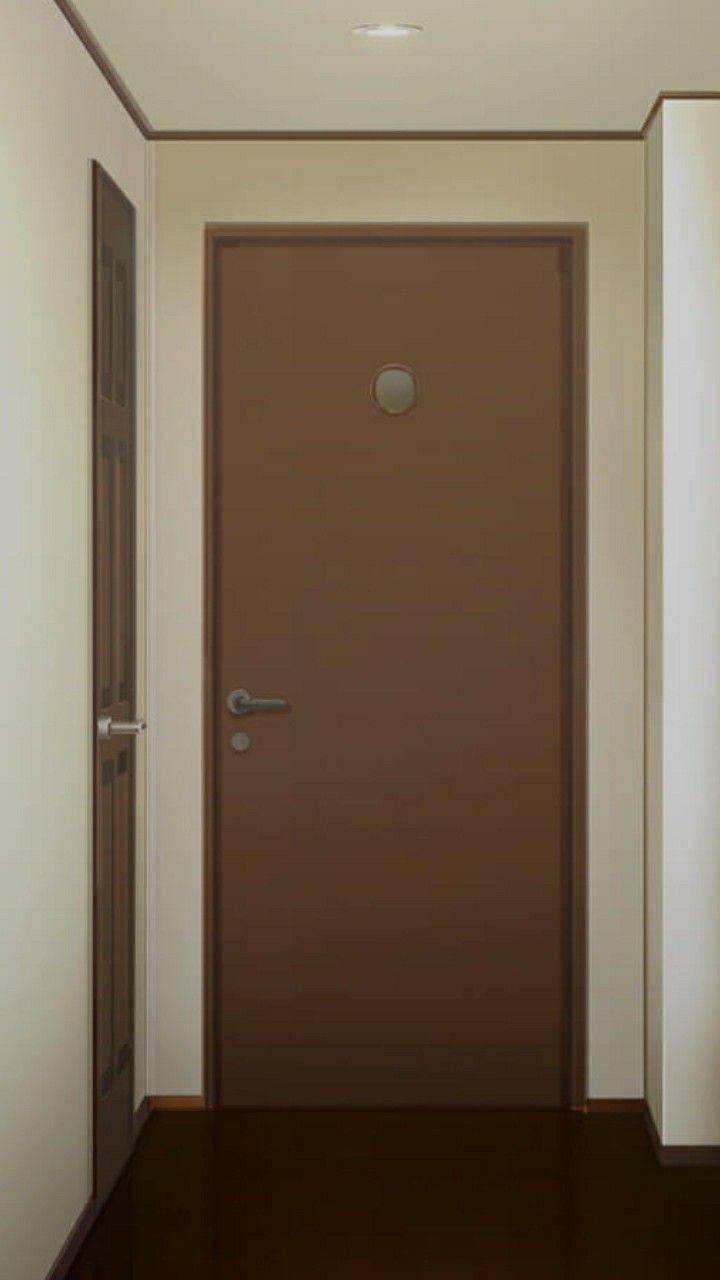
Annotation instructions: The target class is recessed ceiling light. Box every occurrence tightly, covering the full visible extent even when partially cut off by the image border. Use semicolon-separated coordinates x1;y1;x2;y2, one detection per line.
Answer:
353;23;424;38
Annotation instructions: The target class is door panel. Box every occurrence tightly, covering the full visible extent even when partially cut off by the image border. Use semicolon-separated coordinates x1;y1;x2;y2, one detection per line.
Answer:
93;164;137;1200
211;232;580;1108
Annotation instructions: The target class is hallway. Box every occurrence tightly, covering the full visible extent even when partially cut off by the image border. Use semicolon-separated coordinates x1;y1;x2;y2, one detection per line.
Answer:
7;6;720;1278
68;1111;720;1278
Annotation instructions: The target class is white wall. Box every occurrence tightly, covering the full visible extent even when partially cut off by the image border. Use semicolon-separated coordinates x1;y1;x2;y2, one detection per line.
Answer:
646;100;720;1146
150;139;646;1100
0;2;148;1276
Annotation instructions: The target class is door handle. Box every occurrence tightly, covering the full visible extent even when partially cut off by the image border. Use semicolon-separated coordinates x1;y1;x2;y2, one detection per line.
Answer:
226;688;289;716
97;716;148;739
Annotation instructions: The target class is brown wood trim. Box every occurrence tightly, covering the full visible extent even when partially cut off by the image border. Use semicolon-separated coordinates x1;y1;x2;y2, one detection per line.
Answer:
586;1098;645;1114
203;226;218;1110
205;221;586;242
91;160;101;1200
133;1095;152;1141
641;90;720;136
203;222;588;1110
44;1101;154;1280
641;93;665;135
148;1095;206;1111
154;129;640;142
643;1105;664;1163
43;1202;95;1280
567;231;587;1110
53;0;152;137
644;1105;720;1167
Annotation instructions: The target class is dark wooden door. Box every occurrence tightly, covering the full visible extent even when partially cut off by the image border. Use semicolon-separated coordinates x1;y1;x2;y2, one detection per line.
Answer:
209;230;583;1108
92;163;138;1202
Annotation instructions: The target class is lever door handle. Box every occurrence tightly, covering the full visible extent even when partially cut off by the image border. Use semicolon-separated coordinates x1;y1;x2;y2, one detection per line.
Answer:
97;716;147;739
226;688;289;716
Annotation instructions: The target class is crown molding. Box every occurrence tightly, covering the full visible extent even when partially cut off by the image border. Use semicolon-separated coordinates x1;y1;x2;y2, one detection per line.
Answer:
54;0;152;137
641;89;720;135
151;128;642;141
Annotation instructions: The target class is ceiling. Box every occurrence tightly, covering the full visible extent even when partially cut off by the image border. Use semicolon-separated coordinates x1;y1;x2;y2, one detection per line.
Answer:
71;0;720;133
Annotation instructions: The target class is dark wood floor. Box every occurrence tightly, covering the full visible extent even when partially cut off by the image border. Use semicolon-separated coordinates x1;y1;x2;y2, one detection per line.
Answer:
69;1110;720;1277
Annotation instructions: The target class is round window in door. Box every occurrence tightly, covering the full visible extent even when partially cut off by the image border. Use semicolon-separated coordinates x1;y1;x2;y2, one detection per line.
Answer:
371;365;419;416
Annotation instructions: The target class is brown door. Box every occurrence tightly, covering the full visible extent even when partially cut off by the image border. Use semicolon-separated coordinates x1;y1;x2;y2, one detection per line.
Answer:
92;163;139;1200
209;228;584;1109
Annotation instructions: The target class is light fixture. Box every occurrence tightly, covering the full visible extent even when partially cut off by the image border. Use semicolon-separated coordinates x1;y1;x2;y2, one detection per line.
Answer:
353;23;423;38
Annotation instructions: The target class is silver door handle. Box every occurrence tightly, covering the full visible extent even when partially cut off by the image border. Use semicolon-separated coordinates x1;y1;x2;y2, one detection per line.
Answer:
97;716;147;739
226;688;289;716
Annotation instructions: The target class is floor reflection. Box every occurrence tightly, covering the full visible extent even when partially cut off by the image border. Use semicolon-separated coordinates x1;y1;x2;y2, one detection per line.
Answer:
69;1110;720;1278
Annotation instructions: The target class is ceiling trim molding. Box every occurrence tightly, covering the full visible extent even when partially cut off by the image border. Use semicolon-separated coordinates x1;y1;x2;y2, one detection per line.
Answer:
54;0;153;137
52;5;720;144
151;128;642;141
641;89;720;135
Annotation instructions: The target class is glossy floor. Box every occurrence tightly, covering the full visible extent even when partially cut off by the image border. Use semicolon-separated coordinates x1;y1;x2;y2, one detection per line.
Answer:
69;1111;720;1278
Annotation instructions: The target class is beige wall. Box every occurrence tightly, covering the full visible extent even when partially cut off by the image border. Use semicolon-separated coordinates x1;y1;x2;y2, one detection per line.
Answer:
646;100;720;1146
150;138;646;1100
0;2;148;1276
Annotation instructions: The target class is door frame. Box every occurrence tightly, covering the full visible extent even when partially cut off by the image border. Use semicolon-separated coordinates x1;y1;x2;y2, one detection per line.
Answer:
202;223;588;1109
